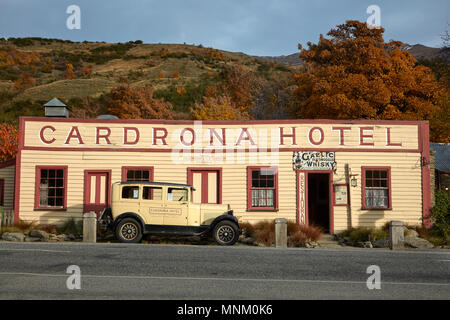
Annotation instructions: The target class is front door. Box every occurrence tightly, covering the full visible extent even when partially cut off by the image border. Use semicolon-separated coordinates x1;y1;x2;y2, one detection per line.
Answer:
83;170;111;217
188;169;222;204
307;173;331;233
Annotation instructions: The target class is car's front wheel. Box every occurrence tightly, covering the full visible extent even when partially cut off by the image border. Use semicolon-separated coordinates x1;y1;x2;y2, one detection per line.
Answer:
115;218;143;243
213;221;239;246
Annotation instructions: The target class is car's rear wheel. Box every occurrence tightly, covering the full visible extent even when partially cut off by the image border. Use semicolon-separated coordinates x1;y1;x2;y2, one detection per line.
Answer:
213;221;239;246
115;218;143;243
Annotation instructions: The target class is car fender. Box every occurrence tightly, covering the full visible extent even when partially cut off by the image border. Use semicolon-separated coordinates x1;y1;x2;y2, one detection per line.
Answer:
113;212;145;232
208;214;240;232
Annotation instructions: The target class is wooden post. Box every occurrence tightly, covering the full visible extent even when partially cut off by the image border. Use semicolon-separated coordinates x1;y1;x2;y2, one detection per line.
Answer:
83;211;97;243
275;218;287;248
389;221;404;250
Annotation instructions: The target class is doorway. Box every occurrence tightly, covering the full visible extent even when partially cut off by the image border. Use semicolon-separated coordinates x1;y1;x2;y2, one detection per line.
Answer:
307;173;331;232
83;170;111;217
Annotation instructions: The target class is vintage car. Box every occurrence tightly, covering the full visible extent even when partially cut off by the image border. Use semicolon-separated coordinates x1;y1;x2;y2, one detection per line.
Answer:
99;181;241;245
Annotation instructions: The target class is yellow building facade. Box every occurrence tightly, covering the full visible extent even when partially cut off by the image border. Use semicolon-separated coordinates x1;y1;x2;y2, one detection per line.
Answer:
2;116;432;234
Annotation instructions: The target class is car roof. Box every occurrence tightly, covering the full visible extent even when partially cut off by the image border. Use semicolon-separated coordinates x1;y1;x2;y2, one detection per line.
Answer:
116;181;195;189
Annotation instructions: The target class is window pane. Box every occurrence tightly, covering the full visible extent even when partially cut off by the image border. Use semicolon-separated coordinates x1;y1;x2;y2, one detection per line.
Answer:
122;186;139;199
168;188;188;201
366;171;372;179
143;187;162;200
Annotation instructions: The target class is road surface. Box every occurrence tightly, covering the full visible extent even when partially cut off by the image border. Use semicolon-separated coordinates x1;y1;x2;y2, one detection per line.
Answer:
0;241;449;299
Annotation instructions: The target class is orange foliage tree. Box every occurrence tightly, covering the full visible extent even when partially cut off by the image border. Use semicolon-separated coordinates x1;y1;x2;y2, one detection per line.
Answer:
220;65;260;115
13;72;35;92
190;95;250;120
291;20;447;142
65;63;75;80
108;85;174;119
0;123;18;162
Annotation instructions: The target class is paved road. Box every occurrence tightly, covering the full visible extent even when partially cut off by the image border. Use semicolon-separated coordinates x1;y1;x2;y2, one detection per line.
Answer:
0;241;449;300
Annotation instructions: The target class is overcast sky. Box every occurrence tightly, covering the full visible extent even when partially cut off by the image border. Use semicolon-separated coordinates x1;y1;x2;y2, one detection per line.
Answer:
0;0;448;56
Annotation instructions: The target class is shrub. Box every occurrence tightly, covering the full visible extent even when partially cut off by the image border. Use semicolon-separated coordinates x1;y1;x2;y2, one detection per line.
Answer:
339;227;388;243
37;224;58;234
58;218;83;236
0;219;38;235
430;190;450;237
240;220;324;247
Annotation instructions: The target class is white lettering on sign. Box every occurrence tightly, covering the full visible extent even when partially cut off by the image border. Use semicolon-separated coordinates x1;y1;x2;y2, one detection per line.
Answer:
293;151;336;171
299;172;306;224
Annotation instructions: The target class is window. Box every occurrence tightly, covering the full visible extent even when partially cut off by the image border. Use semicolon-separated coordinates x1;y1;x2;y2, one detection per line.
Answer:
143;187;162;200
167;188;188;202
35;166;67;209
121;167;154;182
247;167;278;210
122;186;140;199
362;167;391;209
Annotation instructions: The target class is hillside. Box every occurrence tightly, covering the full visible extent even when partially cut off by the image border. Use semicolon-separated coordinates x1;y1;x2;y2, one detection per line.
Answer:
0;38;295;121
257;44;449;66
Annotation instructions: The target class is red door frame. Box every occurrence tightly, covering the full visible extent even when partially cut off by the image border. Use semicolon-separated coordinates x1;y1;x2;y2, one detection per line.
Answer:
296;170;334;234
187;168;222;204
83;170;112;215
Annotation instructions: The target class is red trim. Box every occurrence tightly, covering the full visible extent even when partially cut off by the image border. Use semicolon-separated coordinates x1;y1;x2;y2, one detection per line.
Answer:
420;122;431;228
0;159;15;169
247;166;279;211
14;117;25;222
361;167;392;210
0;178;4;206
34;165;68;210
20;116;427;126
21;146;421;153
83;170;112;215
333;183;349;206
187;168;223;204
121;166;154;182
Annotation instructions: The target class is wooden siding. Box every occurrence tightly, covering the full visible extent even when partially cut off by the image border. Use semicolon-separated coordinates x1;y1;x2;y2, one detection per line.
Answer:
0;163;15;211
18;149;423;230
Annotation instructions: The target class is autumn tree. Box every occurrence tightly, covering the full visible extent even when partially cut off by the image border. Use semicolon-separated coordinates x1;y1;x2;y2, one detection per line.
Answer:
108;85;174;119
13;72;35;92
190;95;250;120
65;63;75;80
220;65;260;115
291;20;447;142
0;123;18;161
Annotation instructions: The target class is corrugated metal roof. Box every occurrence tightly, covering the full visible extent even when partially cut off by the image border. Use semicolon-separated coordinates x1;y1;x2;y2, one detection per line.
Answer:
431;143;450;172
44;97;66;107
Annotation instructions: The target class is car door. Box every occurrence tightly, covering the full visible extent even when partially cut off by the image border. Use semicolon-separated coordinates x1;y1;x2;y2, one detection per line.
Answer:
139;185;164;225
163;187;189;226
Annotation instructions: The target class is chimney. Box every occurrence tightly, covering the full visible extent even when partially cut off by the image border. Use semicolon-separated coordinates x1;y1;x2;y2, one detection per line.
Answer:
44;98;69;118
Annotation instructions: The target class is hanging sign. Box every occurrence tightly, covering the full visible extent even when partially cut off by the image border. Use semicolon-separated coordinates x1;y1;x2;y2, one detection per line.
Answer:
293;151;336;171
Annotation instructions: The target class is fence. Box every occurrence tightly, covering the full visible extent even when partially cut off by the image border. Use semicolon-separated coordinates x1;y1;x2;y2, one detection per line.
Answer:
0;206;14;227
